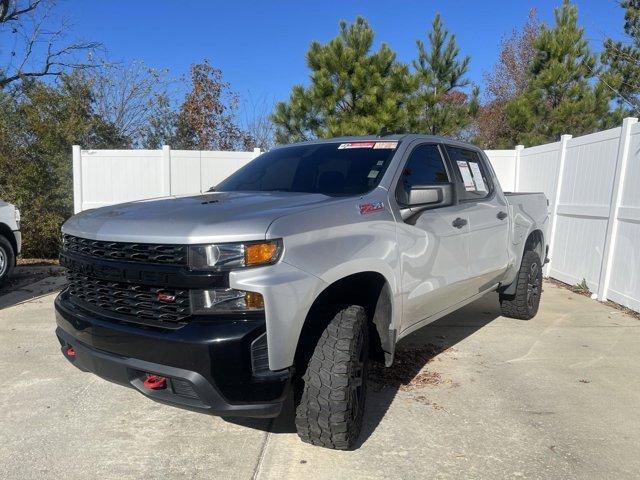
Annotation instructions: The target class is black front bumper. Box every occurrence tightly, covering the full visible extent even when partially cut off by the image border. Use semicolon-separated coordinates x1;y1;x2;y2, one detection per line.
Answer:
55;291;290;418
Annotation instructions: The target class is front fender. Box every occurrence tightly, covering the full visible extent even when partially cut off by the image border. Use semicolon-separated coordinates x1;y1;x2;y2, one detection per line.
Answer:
259;194;401;369
230;261;327;371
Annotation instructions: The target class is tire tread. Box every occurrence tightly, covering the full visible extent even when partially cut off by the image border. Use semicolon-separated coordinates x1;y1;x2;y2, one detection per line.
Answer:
295;305;368;450
500;250;542;320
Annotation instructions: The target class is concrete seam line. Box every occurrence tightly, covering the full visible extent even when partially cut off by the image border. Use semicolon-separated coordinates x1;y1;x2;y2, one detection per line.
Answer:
251;419;273;480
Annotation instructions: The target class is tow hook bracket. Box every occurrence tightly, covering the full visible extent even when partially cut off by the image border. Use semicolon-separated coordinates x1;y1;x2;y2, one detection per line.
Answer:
143;375;167;390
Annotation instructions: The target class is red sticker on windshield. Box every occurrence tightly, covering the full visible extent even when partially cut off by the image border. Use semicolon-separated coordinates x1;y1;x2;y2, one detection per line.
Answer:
338;142;376;149
358;201;385;215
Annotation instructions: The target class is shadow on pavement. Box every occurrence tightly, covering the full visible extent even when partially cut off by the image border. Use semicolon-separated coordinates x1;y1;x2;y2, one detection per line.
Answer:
0;266;66;309
224;292;503;448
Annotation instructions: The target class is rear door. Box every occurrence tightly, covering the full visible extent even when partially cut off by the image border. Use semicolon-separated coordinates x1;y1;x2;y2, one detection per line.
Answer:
393;142;472;332
445;145;510;292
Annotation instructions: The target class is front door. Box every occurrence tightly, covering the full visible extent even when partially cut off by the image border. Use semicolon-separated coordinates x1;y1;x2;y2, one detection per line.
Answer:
394;142;472;332
445;146;510;292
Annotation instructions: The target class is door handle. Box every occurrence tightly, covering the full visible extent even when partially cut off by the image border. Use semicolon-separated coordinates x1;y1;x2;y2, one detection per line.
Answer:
452;217;467;229
497;211;508;220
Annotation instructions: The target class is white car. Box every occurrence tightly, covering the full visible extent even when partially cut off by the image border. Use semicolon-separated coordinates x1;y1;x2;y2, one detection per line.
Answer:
0;200;21;285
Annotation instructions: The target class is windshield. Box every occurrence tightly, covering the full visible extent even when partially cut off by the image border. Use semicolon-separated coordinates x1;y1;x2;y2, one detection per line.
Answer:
215;141;399;196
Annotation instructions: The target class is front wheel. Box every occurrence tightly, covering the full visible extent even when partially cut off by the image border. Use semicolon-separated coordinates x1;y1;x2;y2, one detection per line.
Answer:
295;305;369;450
499;250;543;320
0;236;15;286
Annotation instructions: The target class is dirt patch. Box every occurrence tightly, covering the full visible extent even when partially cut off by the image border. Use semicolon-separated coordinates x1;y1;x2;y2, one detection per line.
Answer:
547;277;591;298
547;278;640;320
17;258;59;266
369;343;452;391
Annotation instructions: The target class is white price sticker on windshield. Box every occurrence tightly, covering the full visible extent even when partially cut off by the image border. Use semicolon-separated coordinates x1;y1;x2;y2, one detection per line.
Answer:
468;161;487;192
373;141;398;149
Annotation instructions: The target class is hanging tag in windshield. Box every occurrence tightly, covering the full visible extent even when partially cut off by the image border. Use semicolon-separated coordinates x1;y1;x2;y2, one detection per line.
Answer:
338;142;376;149
338;141;398;150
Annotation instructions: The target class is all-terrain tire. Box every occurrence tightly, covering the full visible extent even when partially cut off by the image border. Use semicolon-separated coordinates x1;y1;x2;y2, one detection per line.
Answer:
295;305;369;450
500;250;543;320
0;235;15;286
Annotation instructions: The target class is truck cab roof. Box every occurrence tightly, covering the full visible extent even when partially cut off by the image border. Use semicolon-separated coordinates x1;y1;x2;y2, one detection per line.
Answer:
275;134;484;151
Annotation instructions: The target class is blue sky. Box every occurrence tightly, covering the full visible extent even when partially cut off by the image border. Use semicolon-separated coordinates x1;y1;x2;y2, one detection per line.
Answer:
19;1;630;112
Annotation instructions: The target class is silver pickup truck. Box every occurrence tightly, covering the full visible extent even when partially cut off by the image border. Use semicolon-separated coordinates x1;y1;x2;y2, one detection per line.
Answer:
55;135;548;450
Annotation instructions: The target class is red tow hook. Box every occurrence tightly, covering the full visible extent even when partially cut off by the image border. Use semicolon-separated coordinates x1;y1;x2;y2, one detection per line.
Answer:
65;346;76;358
143;375;167;390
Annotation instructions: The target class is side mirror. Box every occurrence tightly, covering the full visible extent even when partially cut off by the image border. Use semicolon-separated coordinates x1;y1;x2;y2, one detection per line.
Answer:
400;183;455;221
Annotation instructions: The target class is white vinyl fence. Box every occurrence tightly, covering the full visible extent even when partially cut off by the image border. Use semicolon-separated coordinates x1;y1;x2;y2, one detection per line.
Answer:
73;117;640;312
72;145;261;213
486;117;640;312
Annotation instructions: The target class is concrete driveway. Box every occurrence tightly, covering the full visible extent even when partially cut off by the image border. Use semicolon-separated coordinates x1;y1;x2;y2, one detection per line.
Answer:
1;281;639;479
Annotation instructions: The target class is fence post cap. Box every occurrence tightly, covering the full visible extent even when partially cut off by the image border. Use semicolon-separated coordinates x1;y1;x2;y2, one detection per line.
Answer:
515;144;525;151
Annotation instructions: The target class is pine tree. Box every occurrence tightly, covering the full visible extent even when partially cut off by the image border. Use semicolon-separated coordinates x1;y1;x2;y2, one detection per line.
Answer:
505;0;611;146
410;14;479;137
271;17;413;143
602;0;640;116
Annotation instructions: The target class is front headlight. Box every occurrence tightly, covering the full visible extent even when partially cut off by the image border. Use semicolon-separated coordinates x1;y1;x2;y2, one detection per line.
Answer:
188;240;282;271
14;207;20;229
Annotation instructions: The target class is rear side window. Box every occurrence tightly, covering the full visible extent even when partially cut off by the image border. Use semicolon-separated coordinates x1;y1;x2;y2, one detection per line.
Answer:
396;144;449;205
446;146;492;200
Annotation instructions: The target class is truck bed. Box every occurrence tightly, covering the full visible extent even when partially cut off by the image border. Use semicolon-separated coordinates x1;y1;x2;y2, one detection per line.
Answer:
504;191;549;255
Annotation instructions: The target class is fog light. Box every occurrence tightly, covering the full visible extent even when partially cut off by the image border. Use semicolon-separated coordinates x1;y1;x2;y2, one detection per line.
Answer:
190;288;264;314
245;291;265;309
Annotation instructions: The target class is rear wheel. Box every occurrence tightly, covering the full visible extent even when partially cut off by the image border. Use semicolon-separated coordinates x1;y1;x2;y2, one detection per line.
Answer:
0;236;15;286
500;250;543;320
295;305;369;450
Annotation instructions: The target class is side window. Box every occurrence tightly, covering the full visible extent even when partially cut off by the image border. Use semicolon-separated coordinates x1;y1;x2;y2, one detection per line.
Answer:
396;144;449;205
446;146;493;200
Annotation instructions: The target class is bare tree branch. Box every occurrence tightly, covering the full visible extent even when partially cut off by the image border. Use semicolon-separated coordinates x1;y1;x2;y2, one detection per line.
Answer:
83;61;178;146
239;92;276;150
0;0;101;88
0;0;41;23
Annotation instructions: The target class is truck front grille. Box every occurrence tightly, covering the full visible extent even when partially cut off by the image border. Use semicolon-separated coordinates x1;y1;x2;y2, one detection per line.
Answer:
63;234;187;265
66;272;191;324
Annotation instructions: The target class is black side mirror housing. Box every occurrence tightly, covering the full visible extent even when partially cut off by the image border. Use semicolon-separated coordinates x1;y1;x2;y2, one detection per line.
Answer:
400;183;456;221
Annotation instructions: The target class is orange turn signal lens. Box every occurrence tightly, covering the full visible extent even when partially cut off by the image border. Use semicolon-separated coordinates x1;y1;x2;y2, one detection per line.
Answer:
244;291;265;309
244;241;280;266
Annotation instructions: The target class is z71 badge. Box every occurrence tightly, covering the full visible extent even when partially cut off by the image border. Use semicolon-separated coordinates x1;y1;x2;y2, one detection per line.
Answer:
358;201;385;215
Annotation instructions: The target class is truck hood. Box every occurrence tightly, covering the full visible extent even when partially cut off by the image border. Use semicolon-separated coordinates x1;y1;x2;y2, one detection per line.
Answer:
62;191;335;244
